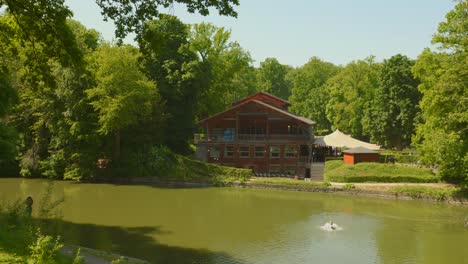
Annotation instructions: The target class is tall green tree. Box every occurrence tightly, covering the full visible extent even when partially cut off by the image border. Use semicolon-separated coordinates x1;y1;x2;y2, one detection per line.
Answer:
256;57;292;100
139;15;204;153
326;57;381;140
288;57;340;133
86;43;156;161
365;54;420;150
188;22;255;117
0;66;18;166
412;1;467;183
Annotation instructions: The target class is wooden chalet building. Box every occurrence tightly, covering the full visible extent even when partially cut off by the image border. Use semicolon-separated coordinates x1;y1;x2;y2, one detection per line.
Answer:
195;92;316;178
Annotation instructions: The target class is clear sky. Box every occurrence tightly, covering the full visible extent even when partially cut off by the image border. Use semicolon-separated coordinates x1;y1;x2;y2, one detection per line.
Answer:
66;0;456;67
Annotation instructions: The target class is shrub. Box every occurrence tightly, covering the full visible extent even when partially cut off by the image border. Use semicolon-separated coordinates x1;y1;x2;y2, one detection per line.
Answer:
343;183;356;189
72;249;85;264
27;230;63;264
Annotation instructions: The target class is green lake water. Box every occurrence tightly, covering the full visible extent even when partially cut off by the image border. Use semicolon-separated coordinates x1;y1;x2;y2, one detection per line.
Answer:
0;178;467;264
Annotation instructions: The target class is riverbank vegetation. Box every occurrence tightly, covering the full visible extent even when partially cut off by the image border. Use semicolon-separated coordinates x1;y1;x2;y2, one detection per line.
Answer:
0;1;466;185
123;146;252;185
324;160;439;183
0;191;77;263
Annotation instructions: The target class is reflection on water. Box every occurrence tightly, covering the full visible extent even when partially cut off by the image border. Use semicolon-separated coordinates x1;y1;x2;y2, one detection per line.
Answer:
0;178;467;264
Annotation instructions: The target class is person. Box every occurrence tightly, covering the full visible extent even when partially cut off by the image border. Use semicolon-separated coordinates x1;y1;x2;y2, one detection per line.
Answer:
25;196;33;217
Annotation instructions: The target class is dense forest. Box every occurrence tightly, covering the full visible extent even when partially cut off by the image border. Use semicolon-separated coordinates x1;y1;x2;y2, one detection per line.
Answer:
0;1;466;183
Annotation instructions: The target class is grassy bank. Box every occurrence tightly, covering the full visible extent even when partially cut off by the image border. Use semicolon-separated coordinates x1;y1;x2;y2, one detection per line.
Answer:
245;178;467;203
169;155;253;185
391;185;468;201
116;146;253;185
324;160;439;183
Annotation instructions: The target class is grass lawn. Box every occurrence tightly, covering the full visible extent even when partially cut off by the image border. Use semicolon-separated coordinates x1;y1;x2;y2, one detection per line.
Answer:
324;160;440;183
390;185;467;201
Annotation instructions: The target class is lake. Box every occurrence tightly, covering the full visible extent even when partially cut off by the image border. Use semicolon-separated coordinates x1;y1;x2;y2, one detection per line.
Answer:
0;178;467;264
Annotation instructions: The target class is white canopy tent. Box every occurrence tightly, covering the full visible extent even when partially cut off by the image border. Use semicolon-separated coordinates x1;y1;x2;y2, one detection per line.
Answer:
314;129;380;150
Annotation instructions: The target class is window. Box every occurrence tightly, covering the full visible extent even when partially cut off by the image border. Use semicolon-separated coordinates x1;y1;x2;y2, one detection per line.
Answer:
209;146;220;158
223;128;235;141
254;146;265;158
239;146;250;158
225;146;235;157
285;145;297;158
270;146;280;158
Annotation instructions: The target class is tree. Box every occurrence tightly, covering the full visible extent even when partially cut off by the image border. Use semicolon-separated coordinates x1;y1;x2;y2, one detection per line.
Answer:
0;66;18;164
365;54;420;150
256;58;292;100
326;57;381;140
2;0;239;43
412;1;467;183
288;57;340;133
139;15;204;153
86;43;156;161
4;19;102;179
188;22;255;117
96;0;239;39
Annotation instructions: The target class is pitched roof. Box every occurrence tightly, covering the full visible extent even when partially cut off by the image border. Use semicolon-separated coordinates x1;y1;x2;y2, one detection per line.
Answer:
343;146;378;154
314;129;381;150
198;99;315;125
233;91;291;106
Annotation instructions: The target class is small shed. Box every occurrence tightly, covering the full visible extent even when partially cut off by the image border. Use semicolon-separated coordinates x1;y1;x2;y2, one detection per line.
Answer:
343;147;379;165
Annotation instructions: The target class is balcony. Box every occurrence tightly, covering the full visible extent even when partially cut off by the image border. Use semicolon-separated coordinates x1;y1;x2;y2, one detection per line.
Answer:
194;133;312;143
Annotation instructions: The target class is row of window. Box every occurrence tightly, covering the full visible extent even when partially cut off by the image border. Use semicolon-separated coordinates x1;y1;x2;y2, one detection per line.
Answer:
209;145;297;158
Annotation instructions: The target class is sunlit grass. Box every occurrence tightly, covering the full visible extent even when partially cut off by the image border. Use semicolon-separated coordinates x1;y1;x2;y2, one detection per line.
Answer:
324;160;439;183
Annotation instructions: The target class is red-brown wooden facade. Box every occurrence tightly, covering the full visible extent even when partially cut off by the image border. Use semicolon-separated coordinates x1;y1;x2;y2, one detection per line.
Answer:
195;92;316;178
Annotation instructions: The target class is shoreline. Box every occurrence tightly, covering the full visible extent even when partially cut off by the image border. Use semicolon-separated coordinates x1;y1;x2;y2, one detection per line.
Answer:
2;177;467;205
111;176;468;205
233;182;468;205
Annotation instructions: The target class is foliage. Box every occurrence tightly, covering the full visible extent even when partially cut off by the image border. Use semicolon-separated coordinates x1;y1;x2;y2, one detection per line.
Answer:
1;0;82;67
391;185;467;201
139;15;206;153
86;43;157;161
72;248;85;264
288;57;340;132
0;183;67;263
343;183;356;189
188;22;255;117
365;54;420;149
256;57;292;99
412;1;467;184
324;160;439;183
27;230;63;264
326;57;381;140
115;146;252;184
96;0;239;40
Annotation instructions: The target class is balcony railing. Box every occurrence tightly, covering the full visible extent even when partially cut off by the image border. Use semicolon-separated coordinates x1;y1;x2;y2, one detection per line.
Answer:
194;133;312;143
